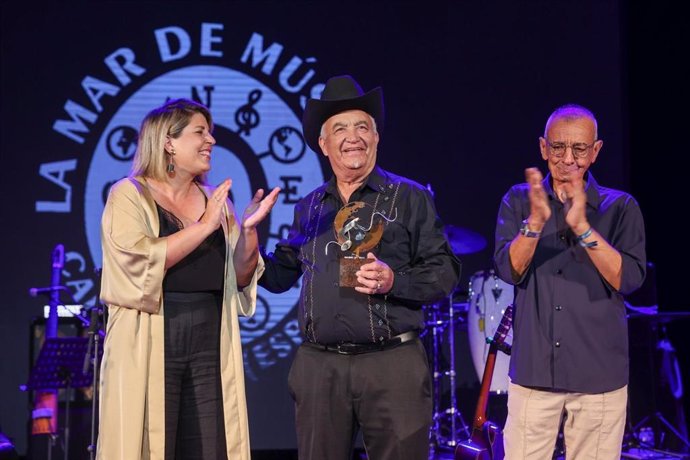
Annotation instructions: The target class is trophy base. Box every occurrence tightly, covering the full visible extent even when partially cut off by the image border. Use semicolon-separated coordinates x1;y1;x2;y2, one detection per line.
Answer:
339;256;367;287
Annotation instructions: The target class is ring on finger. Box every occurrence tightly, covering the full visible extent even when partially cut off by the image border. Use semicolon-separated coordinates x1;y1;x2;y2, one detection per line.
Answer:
376;281;381;291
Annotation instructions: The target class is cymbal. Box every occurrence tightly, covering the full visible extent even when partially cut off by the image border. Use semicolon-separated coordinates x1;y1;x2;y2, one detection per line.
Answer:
444;224;488;255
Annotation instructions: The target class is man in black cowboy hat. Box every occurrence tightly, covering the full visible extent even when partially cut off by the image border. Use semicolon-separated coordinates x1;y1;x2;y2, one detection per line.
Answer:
259;75;460;459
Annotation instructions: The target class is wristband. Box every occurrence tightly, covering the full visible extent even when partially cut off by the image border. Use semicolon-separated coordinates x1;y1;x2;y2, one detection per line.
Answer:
519;219;541;238
576;227;598;248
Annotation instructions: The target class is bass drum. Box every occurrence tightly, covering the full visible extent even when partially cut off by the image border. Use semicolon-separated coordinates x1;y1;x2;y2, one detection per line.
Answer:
467;269;513;393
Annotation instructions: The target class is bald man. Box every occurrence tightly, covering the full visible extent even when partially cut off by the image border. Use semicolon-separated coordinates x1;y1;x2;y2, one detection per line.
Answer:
493;104;646;459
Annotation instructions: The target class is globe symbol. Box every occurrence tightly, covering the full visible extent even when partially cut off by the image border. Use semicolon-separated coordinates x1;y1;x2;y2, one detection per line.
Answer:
106;126;138;161
269;126;305;163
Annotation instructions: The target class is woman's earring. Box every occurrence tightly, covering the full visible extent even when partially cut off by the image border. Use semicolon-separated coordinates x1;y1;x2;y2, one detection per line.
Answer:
167;148;175;174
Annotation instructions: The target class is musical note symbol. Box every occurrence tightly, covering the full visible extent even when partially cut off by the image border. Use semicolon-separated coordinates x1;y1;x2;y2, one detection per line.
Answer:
235;89;262;136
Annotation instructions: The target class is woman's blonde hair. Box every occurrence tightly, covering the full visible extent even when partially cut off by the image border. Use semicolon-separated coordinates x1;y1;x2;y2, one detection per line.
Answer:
130;98;213;181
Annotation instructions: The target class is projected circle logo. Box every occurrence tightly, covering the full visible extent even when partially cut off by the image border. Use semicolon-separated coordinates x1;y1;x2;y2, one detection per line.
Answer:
84;66;323;380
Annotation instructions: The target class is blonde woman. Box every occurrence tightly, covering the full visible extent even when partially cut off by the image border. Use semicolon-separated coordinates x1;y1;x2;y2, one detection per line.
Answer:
97;98;279;460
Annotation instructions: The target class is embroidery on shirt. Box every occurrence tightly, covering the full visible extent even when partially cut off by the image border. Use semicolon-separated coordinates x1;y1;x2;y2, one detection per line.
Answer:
300;191;323;343
367;179;402;342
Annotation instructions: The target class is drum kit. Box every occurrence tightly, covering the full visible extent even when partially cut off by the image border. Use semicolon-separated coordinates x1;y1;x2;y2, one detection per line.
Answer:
424;225;514;454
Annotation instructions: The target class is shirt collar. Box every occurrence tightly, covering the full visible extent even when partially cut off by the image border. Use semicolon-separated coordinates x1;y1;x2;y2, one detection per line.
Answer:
321;165;392;201
543;171;601;209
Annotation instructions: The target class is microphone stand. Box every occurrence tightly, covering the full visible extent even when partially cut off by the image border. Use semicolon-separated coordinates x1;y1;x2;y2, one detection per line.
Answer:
43;286;106;460
83;306;101;460
86;267;105;459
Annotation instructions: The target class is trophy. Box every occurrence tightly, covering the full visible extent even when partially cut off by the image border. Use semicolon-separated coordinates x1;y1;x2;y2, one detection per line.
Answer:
332;202;385;287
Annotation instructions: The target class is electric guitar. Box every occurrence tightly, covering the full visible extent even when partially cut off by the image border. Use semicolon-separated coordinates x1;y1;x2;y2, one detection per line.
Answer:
31;244;64;436
455;304;513;460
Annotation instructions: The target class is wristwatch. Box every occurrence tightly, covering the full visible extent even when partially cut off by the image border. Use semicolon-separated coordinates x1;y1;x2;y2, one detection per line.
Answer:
519;219;541;238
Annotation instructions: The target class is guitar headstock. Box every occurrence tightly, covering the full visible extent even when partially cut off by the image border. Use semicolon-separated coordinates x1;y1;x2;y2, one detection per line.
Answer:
51;244;65;269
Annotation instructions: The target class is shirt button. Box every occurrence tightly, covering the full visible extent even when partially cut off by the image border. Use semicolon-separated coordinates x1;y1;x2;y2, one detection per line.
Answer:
555;341;561;347
559;234;566;241
555;305;562;311
556;269;562;275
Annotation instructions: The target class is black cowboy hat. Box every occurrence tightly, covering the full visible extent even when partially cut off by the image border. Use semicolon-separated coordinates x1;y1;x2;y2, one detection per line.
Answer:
302;75;384;154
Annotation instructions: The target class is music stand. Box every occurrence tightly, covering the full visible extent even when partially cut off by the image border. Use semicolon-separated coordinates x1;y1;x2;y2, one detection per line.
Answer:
23;337;99;460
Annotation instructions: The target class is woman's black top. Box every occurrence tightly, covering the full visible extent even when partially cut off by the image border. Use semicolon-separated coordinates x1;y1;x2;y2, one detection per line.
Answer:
157;199;226;292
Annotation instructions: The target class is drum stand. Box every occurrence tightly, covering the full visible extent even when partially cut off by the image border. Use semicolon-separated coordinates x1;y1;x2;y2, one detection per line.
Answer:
427;292;470;456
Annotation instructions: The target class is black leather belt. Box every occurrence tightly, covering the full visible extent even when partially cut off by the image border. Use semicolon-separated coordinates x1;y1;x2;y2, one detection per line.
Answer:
302;330;419;355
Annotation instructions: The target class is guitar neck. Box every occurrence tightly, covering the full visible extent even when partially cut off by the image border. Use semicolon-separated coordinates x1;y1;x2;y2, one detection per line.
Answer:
470;304;513;432
472;342;498;429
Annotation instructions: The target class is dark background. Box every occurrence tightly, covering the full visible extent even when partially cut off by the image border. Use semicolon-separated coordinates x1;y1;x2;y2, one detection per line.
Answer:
1;1;689;457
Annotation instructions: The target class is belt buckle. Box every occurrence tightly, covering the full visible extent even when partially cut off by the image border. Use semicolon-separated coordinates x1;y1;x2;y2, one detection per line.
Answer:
336;343;361;354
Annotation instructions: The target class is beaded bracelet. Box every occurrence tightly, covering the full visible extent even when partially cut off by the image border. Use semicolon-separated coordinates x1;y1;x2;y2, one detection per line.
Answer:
576;227;598;248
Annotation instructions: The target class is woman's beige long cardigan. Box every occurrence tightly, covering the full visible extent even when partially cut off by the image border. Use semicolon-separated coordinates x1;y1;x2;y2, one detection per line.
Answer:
96;176;261;460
